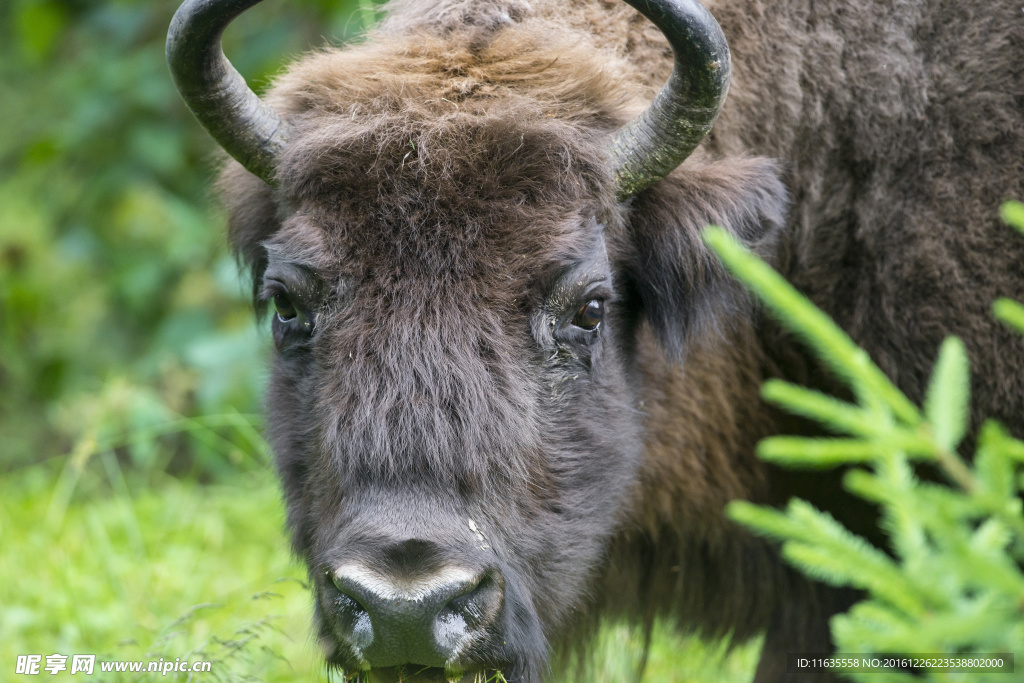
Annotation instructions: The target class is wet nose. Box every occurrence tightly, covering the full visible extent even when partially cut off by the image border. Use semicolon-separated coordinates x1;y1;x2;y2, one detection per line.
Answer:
328;561;504;668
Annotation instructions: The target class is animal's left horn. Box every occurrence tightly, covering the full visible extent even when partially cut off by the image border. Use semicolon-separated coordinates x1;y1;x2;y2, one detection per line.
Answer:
609;0;731;199
166;0;288;184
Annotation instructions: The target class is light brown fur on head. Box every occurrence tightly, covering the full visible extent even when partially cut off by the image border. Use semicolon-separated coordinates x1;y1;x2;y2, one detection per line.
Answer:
268;21;636;125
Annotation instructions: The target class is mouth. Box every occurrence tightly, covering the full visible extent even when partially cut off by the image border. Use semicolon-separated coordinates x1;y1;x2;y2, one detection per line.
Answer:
339;666;506;683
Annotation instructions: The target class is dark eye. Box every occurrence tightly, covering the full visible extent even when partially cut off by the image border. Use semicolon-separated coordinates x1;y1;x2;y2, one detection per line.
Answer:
572;299;604;330
273;293;298;322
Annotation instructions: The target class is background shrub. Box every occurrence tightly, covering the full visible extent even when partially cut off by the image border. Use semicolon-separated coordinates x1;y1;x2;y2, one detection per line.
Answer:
0;0;382;474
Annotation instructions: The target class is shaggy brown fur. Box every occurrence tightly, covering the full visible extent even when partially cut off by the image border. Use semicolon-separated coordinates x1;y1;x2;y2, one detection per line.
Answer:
215;1;1024;681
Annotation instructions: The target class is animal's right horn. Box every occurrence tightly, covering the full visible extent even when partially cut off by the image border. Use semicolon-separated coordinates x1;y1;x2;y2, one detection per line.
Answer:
609;0;731;200
166;0;289;184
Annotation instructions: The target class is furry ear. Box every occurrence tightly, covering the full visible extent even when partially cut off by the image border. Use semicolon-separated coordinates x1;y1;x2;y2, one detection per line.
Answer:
621;156;788;355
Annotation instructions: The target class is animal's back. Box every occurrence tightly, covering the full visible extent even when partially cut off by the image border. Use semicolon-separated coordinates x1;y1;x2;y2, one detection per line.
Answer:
702;0;1024;429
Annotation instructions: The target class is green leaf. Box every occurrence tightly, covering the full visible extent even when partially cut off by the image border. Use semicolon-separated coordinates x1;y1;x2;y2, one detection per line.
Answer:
781;542;925;616
757;436;879;467
970;519;1013;555
761;380;883;437
726;500;811;542
909;481;985;521
976;425;1016;502
978;420;1024;465
843;470;891;504
993;298;1024;335
732;499;933;616
1000;200;1024;235
781;542;864;584
832;602;933;660
761;381;936;458
923;337;970;453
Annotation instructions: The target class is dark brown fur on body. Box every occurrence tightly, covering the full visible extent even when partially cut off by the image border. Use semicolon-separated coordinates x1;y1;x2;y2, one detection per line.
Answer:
217;1;1024;681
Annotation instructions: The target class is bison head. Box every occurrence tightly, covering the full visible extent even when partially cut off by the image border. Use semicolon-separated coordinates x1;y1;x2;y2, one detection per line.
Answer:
168;0;786;680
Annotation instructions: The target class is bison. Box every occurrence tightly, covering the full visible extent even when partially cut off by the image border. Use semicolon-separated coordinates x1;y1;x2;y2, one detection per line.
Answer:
166;0;1024;680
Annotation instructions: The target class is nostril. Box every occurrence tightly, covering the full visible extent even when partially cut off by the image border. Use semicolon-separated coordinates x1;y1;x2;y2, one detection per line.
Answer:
434;571;504;654
444;571;504;629
326;570;374;651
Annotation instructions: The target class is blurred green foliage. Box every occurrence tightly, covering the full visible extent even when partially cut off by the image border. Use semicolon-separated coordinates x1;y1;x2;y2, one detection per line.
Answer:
0;0;382;472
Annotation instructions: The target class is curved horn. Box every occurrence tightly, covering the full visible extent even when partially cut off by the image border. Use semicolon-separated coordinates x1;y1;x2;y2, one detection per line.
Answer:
610;0;731;199
167;0;288;184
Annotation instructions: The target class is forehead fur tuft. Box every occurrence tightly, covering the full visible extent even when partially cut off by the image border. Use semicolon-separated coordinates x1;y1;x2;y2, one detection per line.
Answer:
220;21;637;295
267;23;632;206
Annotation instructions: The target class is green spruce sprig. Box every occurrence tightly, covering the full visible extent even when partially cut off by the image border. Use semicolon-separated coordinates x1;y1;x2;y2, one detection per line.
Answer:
701;201;1024;681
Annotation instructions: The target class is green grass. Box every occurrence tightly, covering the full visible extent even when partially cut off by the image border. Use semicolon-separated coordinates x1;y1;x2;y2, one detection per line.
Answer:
1;460;319;682
1;455;758;682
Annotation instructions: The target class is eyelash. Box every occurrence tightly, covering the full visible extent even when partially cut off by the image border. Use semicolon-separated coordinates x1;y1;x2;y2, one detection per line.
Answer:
259;283;280;304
